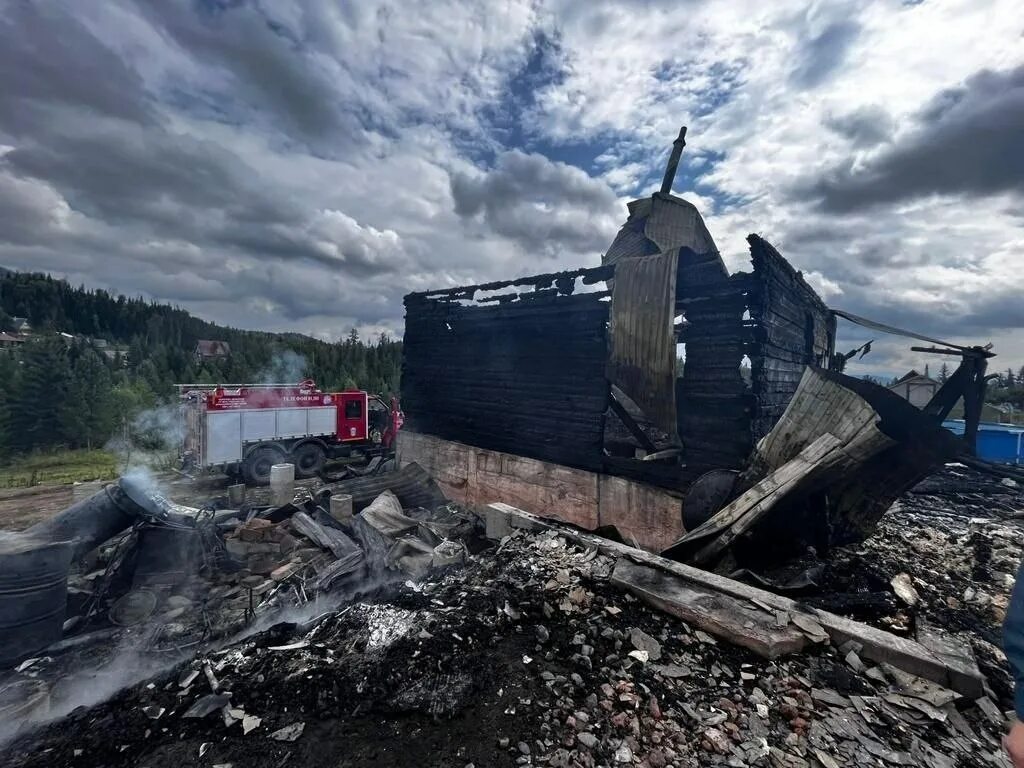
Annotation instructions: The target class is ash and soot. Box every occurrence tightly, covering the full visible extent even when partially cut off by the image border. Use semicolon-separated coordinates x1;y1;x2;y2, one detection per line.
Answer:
0;463;476;759
1;464;1022;768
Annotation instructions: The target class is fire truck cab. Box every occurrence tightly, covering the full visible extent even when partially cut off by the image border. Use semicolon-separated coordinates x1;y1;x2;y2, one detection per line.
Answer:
180;380;402;485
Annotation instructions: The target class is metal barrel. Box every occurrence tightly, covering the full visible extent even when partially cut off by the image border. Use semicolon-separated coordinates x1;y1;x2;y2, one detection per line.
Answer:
0;535;73;667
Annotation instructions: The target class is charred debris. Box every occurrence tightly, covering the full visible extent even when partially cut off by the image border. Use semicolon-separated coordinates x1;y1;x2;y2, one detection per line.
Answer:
400;126;1006;570
0;128;1021;768
2;478;1022;768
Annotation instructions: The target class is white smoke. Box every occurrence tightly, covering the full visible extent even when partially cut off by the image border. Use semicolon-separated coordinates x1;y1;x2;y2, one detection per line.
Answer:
256;350;308;385
0;638;181;745
0;564;407;746
130;404;184;450
102;403;183;480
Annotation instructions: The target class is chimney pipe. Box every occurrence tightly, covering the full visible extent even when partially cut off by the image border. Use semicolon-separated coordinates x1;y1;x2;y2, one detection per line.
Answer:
659;126;688;195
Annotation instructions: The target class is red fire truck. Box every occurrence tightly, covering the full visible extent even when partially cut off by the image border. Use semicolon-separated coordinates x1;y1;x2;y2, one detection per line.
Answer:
179;380;402;485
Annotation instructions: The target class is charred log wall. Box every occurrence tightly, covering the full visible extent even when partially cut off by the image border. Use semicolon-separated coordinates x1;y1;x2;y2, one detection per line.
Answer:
676;250;755;476
747;235;836;442
402;274;612;472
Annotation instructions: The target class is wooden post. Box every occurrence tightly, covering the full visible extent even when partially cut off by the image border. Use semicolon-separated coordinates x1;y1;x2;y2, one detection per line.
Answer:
608;388;658;453
923;357;971;421
962;357;988;454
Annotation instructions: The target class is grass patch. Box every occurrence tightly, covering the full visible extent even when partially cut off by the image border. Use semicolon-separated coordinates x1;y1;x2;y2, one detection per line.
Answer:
0;449;120;489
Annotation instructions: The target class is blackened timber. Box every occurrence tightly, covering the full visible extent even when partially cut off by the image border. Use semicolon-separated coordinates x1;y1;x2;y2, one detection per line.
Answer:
609;389;659;453
603;456;697;489
403;287;610;471
746;234;835;442
406;264;614;302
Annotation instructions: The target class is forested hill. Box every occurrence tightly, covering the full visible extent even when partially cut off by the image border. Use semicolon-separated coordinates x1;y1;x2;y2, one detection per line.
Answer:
0;271;401;457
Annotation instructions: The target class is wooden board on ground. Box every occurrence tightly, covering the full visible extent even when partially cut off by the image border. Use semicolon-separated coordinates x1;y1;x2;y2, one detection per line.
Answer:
611;559;807;658
484;502;985;699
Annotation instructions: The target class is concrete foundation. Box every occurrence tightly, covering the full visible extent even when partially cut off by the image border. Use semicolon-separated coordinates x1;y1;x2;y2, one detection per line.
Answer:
397;430;685;552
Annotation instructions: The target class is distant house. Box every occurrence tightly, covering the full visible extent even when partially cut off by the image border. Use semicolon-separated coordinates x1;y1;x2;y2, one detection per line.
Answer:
103;346;130;364
0;332;25;350
11;316;31;334
946;400;1007;423
195;339;231;362
888;369;940;408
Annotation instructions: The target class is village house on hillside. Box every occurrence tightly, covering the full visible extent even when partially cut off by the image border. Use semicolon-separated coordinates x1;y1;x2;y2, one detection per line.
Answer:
0;331;25;350
194;339;231;362
887;369;940;408
10;316;31;334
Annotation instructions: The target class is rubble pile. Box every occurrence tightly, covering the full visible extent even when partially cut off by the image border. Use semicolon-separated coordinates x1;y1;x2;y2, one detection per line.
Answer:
818;464;1024;703
57;490;469;652
0;477;481;747
5;501;1014;768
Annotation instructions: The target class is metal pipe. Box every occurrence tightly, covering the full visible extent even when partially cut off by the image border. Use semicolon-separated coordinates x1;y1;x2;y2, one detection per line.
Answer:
659;126;687;195
24;483;146;561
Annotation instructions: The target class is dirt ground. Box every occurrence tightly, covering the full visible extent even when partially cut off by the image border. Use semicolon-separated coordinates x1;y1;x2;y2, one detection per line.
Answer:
0;473;324;532
0;483;77;531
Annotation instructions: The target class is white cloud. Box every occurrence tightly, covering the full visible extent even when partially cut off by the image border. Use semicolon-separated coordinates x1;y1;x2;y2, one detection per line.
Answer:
0;0;1021;377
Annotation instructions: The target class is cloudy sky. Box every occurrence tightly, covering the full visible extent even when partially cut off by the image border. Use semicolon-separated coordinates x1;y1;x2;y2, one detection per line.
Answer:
1;1;1021;376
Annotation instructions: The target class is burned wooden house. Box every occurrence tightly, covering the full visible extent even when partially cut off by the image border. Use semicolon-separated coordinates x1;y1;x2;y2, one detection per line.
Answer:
398;129;990;559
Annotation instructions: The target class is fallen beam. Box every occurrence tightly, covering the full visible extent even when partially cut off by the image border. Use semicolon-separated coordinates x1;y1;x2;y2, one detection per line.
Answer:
484;502;984;698
610;559;806;658
665;433;847;565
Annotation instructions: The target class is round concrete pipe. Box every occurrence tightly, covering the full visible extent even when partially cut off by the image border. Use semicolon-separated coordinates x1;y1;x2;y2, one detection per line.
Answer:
270;463;295;506
24;482;148;562
330;493;354;524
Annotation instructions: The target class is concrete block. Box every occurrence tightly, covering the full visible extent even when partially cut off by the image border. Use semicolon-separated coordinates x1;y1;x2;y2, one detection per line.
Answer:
270;561;303;582
225;538;279;557
483;504;514;540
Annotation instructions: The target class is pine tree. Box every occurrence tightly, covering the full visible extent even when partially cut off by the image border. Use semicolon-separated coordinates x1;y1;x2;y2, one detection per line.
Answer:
0;370;9;458
62;349;115;449
0;353;16;456
1006;368;1016;388
9;337;74;451
938;362;949;384
0;269;404;457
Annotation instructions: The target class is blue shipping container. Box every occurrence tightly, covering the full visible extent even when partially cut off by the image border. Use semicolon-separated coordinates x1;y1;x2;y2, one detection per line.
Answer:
942;420;1024;465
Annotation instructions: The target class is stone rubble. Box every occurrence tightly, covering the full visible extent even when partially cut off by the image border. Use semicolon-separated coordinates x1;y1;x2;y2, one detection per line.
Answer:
0;464;1020;767
5;487;1018;768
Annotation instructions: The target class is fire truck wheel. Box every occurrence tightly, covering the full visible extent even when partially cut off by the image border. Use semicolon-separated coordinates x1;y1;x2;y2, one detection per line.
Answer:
292;442;326;479
243;446;284;486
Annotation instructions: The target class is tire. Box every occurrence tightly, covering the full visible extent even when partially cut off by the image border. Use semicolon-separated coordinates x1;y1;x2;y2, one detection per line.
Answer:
242;446;284;486
292;442;326;479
